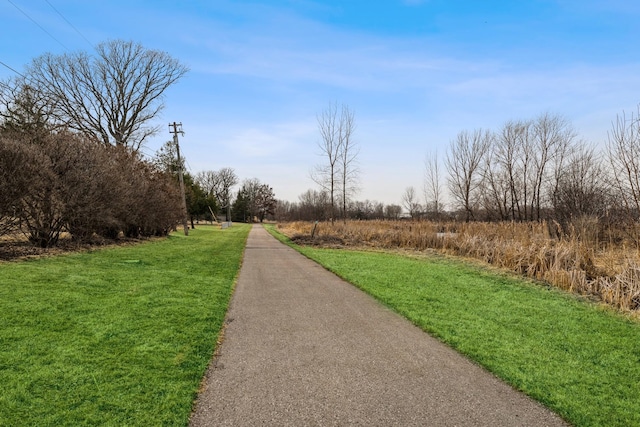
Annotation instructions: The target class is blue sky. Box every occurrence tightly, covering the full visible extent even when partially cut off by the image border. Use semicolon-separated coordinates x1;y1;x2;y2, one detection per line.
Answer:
2;1;640;205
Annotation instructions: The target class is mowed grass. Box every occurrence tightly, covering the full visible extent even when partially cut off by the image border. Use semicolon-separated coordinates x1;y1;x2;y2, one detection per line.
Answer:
0;224;250;426
266;226;640;427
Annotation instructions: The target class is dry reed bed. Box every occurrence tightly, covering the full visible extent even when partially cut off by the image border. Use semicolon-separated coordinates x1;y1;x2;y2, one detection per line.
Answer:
277;220;640;313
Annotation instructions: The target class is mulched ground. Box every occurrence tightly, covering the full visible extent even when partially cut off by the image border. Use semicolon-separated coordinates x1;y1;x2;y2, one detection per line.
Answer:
0;242;66;261
0;238;149;262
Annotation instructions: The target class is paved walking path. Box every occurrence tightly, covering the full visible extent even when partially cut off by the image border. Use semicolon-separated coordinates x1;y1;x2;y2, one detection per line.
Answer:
189;225;567;426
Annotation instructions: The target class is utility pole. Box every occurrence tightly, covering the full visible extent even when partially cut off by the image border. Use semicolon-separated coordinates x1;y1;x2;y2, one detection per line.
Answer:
169;122;189;236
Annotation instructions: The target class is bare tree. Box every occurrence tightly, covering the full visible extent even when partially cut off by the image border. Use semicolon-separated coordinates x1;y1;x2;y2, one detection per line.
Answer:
481;120;532;221
26;39;188;150
0;80;58;139
446;129;492;221
349;199;382;220
552;144;608;226
337;104;359;221
311;103;340;222
195;169;236;221
481;144;510;220
210;168;238;222
531;112;576;220
312;102;358;223
384;204;403;220
298;188;330;220
480;114;575;222
195;170;217;198
255;184;277;222
607;107;640;221
242;178;262;221
274;199;293;221
423;151;444;220
401;186;422;219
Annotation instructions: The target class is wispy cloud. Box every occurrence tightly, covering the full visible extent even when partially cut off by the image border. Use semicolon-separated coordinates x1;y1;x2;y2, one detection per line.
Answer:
189;29;488;95
444;63;640;109
217;121;316;159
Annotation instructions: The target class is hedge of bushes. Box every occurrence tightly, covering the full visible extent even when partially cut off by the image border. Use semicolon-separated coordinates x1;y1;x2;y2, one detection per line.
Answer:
0;131;182;247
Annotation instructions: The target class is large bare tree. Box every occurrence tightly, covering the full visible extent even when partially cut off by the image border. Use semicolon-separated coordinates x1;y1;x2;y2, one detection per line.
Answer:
311;102;359;223
337;104;359;222
531;112;576;220
312;102;340;222
484;119;534;221
479;114;575;222
26;39;188;150
446;129;492;221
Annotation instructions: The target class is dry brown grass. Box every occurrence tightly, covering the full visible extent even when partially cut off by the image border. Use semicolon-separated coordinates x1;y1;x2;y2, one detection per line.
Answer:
277;220;640;314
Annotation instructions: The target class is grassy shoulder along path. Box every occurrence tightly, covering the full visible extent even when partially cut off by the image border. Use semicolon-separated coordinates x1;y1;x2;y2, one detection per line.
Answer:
266;225;640;427
0;224;250;426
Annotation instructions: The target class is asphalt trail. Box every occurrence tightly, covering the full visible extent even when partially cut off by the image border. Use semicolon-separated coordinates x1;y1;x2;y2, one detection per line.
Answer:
190;224;567;426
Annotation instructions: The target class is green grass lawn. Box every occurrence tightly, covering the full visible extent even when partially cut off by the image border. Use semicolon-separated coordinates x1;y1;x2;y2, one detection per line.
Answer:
267;225;640;427
0;224;250;426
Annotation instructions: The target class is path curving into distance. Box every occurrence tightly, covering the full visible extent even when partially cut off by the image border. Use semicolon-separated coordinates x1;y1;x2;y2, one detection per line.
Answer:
190;224;567;426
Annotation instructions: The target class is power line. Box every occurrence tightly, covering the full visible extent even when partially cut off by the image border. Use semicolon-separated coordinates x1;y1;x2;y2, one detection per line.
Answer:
0;59;25;78
6;0;68;51
45;0;94;50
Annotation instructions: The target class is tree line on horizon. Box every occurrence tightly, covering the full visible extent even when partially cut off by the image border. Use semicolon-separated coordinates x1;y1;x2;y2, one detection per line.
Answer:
433;110;640;243
278;108;640;246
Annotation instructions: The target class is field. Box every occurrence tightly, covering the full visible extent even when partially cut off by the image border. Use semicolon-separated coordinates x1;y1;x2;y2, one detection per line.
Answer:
0;224;250;426
277;220;640;315
268;223;640;427
3;219;639;426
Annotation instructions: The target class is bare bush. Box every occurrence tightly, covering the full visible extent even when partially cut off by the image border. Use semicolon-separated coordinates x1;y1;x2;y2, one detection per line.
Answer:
0;136;48;238
106;147;182;238
0;130;182;246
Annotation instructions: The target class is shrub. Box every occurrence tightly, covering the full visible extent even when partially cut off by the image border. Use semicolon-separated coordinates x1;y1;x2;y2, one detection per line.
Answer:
0;131;182;246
